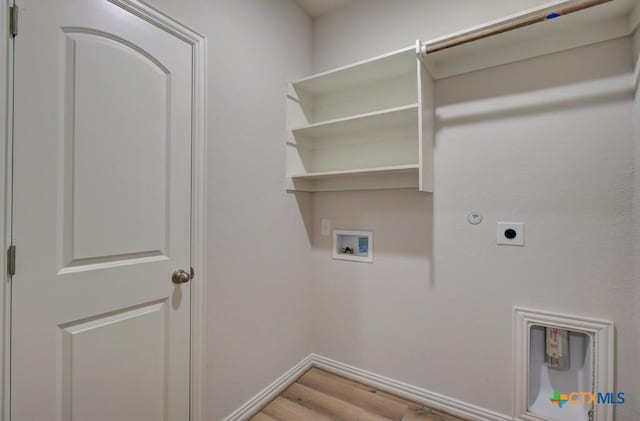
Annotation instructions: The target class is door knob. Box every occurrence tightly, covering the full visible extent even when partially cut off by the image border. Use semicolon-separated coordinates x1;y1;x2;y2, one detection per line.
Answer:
172;269;191;284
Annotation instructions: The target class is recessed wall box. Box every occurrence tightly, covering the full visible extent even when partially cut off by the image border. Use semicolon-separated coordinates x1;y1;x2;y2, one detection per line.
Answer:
332;230;373;263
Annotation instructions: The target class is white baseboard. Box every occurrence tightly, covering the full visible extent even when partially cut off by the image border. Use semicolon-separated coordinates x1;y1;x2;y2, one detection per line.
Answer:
222;354;314;421
312;354;512;421
222;353;512;421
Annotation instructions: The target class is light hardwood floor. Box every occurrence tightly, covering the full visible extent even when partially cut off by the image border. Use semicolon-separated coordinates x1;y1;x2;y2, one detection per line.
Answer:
250;367;468;421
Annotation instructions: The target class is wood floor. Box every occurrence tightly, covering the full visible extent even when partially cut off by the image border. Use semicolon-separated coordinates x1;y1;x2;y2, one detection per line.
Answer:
250;367;468;421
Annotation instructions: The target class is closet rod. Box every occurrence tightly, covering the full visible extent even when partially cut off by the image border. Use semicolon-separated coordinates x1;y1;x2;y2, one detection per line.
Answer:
423;0;612;54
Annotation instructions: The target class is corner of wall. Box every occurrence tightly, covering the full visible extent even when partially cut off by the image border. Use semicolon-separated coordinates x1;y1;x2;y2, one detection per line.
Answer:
632;46;640;421
631;10;640;414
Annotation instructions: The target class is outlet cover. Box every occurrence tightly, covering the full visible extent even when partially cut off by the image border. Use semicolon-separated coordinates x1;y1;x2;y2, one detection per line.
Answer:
497;222;524;246
320;219;331;237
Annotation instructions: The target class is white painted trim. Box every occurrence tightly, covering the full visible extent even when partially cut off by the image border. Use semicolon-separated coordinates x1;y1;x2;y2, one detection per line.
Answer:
189;33;208;421
107;2;208;420
222;354;315;421
223;353;513;421
0;1;11;420
513;307;614;421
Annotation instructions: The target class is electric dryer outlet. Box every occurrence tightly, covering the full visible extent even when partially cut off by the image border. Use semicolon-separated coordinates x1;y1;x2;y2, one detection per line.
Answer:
497;222;525;246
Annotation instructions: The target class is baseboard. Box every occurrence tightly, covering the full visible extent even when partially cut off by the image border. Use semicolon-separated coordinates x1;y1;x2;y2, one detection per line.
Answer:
223;352;513;421
221;353;314;421
311;354;512;421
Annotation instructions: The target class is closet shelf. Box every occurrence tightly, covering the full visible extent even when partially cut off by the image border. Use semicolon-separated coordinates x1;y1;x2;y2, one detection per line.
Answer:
420;0;635;79
285;44;433;193
290;164;419;180
290;104;418;139
291;47;416;95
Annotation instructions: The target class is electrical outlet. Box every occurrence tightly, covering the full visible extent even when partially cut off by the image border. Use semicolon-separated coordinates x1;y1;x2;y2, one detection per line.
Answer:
320;219;331;237
497;222;524;246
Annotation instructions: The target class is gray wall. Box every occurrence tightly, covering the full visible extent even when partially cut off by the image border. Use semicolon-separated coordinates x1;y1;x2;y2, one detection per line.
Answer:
136;1;314;419
311;1;636;419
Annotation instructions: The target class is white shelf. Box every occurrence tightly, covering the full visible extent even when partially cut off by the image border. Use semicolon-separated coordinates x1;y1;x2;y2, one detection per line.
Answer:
288;56;419;124
290;104;418;139
291;46;416;95
290;164;419;180
422;0;636;79
286;43;433;193
287;164;420;192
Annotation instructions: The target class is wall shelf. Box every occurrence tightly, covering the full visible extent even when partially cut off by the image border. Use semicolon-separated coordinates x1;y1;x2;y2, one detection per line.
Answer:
421;0;636;80
290;164;419;180
290;104;418;139
285;0;638;193
288;165;420;192
286;44;433;193
291;47;417;98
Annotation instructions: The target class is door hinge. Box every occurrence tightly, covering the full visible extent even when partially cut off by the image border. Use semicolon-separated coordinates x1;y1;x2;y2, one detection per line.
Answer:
7;245;15;276
9;5;18;38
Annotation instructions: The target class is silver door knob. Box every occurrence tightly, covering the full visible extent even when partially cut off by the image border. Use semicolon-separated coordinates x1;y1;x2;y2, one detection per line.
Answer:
172;269;191;284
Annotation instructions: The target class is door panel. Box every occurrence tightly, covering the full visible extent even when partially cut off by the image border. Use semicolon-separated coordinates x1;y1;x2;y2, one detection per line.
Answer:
65;30;170;265
11;1;193;420
60;300;168;421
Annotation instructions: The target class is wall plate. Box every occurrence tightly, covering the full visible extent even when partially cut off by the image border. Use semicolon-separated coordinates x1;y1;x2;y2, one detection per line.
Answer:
320;218;331;237
497;222;524;246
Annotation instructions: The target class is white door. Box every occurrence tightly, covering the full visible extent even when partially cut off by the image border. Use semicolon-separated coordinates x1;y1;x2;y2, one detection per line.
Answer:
11;1;193;420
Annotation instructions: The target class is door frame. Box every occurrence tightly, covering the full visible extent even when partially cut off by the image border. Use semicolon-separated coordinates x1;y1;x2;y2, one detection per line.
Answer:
0;1;208;420
0;1;12;419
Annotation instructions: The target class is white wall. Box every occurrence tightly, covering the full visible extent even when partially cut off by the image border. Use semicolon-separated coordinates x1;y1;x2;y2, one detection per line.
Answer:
131;1;314;419
312;0;552;72
311;2;636;419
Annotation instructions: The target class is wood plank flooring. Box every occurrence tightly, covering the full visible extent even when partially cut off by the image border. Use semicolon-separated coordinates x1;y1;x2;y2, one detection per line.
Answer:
250;368;468;421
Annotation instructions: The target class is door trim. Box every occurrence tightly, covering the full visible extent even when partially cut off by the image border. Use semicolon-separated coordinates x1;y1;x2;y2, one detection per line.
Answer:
1;1;12;419
0;1;208;419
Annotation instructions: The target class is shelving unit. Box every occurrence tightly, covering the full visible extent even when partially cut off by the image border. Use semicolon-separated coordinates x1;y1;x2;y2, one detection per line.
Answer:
420;0;635;80
286;45;434;192
285;0;638;193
